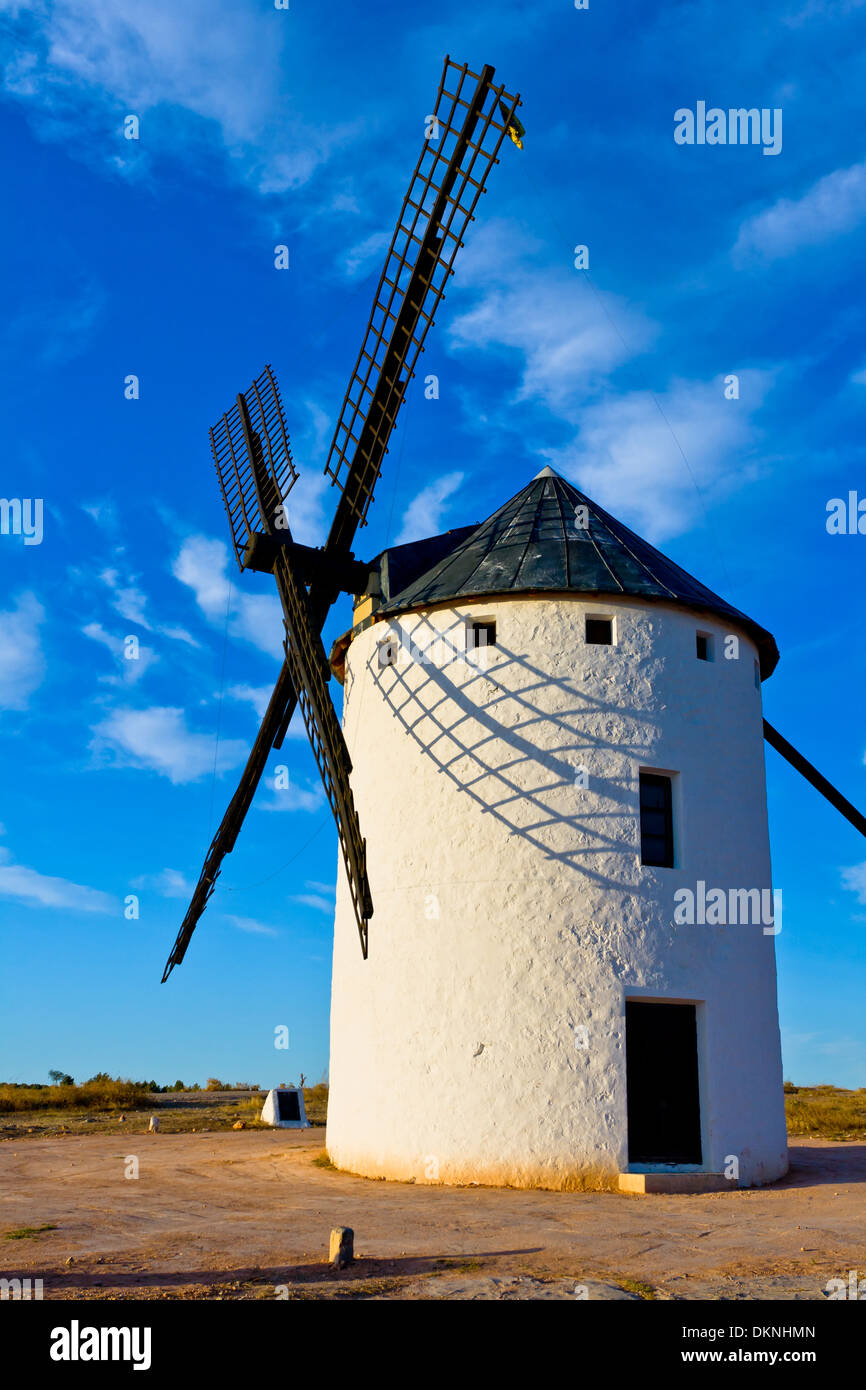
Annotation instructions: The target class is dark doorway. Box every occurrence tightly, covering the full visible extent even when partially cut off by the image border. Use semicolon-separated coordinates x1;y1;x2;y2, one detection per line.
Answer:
626;1001;702;1164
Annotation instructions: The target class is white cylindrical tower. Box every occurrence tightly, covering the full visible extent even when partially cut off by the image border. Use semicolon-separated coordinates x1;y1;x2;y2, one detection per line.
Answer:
326;470;788;1189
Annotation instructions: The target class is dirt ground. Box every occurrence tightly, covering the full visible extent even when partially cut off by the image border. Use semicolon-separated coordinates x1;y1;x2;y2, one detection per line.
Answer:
1;1129;864;1300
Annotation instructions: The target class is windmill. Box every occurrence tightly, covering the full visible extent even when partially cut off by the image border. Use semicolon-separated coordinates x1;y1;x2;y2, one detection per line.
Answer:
161;56;865;1196
161;57;523;981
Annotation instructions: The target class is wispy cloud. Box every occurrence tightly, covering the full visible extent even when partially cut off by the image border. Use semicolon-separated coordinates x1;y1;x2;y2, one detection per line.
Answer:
222;913;279;937
82;621;158;685
448;221;655;415
130;867;193;899
0;846;115;913
7;279;104;366
395;471;465;545
343;229;390;279
98;567;199;646
0;592;46;711
172;535;283;660
541;372;776;542
841;862;866;904
1;0;359;193
259;775;324;813
91;705;247;784
290;892;333;914
80;499;119;530
733;161;866;263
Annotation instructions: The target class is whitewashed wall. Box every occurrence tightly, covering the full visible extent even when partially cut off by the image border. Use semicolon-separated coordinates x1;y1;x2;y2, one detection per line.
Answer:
326;594;788;1188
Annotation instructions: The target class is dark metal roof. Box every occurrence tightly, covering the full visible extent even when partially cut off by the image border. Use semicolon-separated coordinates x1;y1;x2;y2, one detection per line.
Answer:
377;468;779;678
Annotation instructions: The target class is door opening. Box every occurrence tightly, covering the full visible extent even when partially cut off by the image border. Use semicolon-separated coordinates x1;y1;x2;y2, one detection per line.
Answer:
626;1000;702;1164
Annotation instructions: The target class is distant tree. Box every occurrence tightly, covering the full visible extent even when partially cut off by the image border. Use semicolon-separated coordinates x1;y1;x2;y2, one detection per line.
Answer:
86;1072;111;1085
205;1078;225;1091
49;1070;74;1086
170;1080;185;1092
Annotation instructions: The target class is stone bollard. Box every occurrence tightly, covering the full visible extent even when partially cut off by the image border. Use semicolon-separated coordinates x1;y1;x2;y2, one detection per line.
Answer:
148;1116;159;1133
329;1227;354;1269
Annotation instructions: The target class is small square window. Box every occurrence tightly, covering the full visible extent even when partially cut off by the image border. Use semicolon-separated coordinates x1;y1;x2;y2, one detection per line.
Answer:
468;620;496;650
586;617;613;645
696;631;713;661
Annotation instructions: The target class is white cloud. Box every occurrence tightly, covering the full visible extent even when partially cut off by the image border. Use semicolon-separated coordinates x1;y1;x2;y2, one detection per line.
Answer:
291;892;334;914
222;914;279;937
226;683;274;719
80;499;118;530
841;862;866;904
97;567;200;647
304;879;335;895
395;472;465;545
91;705;248;784
259;776;324;813
1;0;359;193
82;621;157;684
733;161;866;263
226;686;308;739
0;846;115;914
0;592;46;710
448;221;655;415
541;372;775;542
172;535;283;660
130;868;193;899
343;230;391;279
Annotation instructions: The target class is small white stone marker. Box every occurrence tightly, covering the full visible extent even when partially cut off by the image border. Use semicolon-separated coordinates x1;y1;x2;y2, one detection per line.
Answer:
329;1227;354;1269
148;1116;159;1133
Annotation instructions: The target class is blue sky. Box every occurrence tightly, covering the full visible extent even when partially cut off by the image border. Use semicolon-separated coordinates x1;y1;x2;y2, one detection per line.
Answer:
0;0;864;1089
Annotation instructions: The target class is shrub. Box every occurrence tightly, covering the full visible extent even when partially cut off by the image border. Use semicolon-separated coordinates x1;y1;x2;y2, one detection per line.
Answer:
0;1077;150;1113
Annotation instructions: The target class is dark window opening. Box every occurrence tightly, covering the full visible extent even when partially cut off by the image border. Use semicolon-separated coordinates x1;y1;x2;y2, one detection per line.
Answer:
639;772;674;868
276;1089;301;1122
586;617;613;645
468;620;496;650
754;660;761;690
696;632;711;661
626;1001;702;1164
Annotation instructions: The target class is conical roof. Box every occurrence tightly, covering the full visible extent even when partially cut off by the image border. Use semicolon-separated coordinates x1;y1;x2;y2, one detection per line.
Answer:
378;468;779;677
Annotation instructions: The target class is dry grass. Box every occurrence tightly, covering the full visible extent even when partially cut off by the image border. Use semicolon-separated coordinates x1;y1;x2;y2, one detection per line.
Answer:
0;1084;329;1140
784;1084;866;1140
0;1079;150;1113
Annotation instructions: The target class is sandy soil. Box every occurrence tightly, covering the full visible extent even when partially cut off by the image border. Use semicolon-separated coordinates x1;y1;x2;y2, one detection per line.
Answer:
1;1130;864;1300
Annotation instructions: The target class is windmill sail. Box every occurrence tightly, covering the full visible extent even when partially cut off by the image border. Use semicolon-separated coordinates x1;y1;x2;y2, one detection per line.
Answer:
763;720;866;838
161;664;298;981
275;550;373;956
163;58;522;979
323;57;522;557
210;364;297;569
